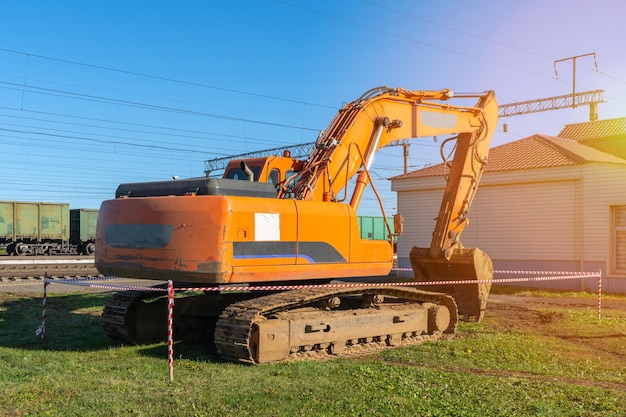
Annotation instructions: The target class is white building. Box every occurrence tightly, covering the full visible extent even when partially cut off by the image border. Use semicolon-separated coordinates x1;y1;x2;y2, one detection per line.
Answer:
391;117;626;293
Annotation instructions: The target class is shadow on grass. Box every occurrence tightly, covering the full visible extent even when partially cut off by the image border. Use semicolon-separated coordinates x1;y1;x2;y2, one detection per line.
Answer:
0;291;220;363
137;340;221;363
0;291;116;351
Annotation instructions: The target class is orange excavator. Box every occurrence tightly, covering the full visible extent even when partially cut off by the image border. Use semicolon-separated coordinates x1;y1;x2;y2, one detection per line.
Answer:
95;86;498;363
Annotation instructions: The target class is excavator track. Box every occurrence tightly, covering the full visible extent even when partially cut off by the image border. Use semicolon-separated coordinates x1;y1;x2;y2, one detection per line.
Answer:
214;286;458;364
101;285;257;345
102;287;169;344
102;284;458;364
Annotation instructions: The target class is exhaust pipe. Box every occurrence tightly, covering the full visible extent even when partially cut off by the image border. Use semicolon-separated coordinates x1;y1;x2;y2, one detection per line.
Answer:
241;161;254;181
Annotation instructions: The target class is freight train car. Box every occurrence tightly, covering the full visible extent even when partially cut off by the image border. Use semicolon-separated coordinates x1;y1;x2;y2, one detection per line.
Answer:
70;208;98;255
0;201;97;256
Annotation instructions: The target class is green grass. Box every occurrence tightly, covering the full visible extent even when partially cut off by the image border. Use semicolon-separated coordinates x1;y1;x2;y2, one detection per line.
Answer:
0;290;624;417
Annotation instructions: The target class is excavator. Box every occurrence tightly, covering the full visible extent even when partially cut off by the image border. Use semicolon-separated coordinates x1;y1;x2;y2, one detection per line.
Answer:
95;86;498;364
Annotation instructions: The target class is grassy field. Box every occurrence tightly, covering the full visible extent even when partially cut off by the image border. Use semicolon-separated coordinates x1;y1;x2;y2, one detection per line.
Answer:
0;288;624;417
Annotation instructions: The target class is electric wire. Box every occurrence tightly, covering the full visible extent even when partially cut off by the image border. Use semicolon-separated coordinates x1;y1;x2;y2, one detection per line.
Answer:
2;3;625;210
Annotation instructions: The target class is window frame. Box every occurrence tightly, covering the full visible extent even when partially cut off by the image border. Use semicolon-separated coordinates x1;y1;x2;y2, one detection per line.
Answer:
611;205;626;274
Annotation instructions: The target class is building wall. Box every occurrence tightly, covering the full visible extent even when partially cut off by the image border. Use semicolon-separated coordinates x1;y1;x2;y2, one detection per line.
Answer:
581;164;626;293
392;164;626;293
466;178;580;260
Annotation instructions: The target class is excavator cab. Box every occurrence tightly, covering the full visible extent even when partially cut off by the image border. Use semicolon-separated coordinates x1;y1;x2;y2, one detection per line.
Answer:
223;152;304;186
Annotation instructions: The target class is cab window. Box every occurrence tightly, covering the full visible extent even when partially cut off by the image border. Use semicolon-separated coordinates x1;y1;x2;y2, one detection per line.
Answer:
224;167;262;181
269;169;280;186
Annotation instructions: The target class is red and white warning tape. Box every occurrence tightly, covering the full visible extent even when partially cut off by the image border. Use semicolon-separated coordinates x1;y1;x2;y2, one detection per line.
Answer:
38;269;603;379
174;272;601;293
391;268;596;276
45;276;168;293
597;272;602;320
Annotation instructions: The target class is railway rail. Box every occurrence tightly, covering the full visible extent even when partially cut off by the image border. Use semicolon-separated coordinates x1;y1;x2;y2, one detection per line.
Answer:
0;257;99;281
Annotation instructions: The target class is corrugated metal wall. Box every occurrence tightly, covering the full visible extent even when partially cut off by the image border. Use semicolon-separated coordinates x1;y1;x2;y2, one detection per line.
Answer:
392;164;626;293
465;179;580;260
580;164;626;262
395;175;580;260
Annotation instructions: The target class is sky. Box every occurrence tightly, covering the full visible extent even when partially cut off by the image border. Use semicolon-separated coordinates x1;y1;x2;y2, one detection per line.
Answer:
1;0;625;215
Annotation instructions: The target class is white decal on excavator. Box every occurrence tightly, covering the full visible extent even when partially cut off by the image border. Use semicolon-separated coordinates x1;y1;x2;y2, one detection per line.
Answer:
254;213;280;241
420;110;459;129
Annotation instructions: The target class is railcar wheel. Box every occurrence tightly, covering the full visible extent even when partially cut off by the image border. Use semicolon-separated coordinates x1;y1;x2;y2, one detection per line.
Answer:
14;243;28;256
85;242;95;255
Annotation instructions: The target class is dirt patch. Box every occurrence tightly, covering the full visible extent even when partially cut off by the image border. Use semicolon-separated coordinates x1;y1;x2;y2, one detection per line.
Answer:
484;298;566;331
486;293;626;326
485;293;626;363
488;293;626;311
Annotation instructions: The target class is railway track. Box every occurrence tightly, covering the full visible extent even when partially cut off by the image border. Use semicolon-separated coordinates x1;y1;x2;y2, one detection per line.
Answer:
0;257;99;281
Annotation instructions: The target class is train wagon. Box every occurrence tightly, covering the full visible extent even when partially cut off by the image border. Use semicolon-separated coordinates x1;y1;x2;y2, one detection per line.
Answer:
0;201;97;255
70;209;98;255
0;201;70;255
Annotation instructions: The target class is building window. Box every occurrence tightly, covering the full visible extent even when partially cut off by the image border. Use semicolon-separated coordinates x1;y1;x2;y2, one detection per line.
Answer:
613;206;626;274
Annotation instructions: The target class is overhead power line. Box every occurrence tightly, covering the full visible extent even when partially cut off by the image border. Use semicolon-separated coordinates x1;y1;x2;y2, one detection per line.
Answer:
276;0;551;80
360;0;554;61
0;81;321;133
0;47;335;110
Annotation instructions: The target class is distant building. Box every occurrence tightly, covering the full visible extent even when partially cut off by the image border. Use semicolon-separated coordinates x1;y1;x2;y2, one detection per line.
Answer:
391;117;626;293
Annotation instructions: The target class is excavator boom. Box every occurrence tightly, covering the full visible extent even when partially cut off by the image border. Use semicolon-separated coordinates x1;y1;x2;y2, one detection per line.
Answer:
275;87;498;321
279;87;495;209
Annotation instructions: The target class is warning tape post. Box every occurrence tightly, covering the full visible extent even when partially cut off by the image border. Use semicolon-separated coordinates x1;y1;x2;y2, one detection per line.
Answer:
37;269;603;380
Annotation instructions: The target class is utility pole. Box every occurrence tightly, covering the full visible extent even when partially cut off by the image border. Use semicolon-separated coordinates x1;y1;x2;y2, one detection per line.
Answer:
384;139;411;173
554;53;598;112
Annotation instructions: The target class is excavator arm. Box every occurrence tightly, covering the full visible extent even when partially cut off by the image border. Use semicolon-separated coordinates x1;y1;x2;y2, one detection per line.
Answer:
409;91;497;321
280;86;498;321
424;91;496;259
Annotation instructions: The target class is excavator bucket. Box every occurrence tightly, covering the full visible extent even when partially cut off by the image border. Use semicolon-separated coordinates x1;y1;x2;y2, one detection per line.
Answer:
409;247;492;322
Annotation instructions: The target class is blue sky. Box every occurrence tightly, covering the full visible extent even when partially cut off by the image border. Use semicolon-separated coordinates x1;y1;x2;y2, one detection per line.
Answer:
1;0;625;215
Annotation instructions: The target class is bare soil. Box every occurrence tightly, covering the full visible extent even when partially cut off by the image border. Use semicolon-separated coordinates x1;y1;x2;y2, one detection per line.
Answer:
481;293;626;390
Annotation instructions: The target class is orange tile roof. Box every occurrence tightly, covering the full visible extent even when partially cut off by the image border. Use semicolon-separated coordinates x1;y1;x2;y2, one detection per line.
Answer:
558;117;626;140
391;134;626;180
